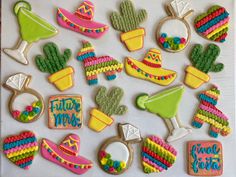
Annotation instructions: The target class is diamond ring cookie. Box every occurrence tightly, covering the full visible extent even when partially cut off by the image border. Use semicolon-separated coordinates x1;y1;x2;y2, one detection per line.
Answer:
156;0;193;52
194;5;229;43
3;131;38;169
3;0;58;65
141;135;177;174
57;0;109;38
41;134;93;175
192;86;231;138
136;85;191;142
35;42;74;91
98;123;142;175
187;141;223;176
3;73;44;123
110;0;147;52
77;41;123;85
125;48;177;86
48;95;83;129
88;86;128;132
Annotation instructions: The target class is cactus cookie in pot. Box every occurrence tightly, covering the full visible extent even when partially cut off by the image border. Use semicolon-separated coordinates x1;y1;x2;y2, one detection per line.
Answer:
110;0;147;52
35;42;74;91
184;44;224;89
88;86;128;132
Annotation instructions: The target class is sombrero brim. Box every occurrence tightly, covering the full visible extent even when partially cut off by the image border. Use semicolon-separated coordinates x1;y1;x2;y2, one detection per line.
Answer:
125;57;177;86
57;8;108;38
41;139;93;175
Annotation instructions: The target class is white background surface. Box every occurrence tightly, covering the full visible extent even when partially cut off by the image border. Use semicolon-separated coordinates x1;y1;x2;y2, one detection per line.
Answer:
1;0;236;177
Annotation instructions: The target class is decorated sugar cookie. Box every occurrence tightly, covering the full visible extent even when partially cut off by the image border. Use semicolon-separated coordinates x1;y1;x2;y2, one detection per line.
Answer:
77;40;123;85
141;136;177;174
192;86;231;138
41;134;93;175
156;0;193;52
3;131;38;169
98;123;142;174
125;48;177;86
88;86;127;132
3;73;44;123
184;44;224;89
194;5;229;43
57;1;109;38
4;0;58;65
48;95;83;129
35;42;74;91
110;0;147;52
136;85;191;142
188;141;223;176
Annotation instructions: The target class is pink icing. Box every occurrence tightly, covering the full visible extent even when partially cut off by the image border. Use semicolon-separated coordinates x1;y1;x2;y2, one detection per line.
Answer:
142;157;164;172
203;17;229;35
199;103;228;120
84;56;114;67
4;142;38;154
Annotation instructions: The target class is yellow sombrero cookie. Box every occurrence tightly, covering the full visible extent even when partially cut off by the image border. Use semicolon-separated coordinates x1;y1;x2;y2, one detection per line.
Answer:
125;49;177;86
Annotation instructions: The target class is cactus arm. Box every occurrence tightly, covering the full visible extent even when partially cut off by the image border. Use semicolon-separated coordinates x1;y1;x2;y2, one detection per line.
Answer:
210;63;224;72
111;12;125;32
35;55;49;73
190;44;203;67
137;9;148;24
114;105;128;115
95;87;108;107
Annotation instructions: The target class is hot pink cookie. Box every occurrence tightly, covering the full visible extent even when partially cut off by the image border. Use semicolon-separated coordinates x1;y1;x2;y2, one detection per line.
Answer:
41;134;93;175
57;1;109;38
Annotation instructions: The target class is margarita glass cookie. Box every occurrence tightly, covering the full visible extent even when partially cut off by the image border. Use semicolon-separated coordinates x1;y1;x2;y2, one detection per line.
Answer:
98;123;142;175
4;0;58;65
125;48;177;86
35;42;74;91
88;86;128;132
77;40;123;85
136;85;191;142
3;131;38;169
192;86;231;138
3;73;44;123
156;0;193;52
141;136;177;174
184;44;224;89
57;0;109;38
194;5;229;43
187;141;223;176
41;134;93;175
48;95;83;129
110;0;147;52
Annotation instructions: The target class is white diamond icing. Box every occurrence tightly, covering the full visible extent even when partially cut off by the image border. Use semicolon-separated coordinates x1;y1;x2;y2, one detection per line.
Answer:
121;124;141;141
6;73;28;91
170;0;191;18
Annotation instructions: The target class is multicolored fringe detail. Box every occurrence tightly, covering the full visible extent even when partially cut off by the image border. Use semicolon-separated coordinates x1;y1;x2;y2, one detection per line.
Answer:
12;101;42;123
141;136;177;174
77;40;123;85
192;86;231;138
195;5;229;43
41;140;92;169
99;151;127;174
3;131;38;169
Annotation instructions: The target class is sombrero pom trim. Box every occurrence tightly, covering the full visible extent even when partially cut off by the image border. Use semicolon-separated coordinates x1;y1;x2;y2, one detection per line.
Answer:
141;136;177;173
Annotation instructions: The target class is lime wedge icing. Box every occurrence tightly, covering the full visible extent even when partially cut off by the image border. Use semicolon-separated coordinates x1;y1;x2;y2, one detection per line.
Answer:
136;93;149;110
14;1;31;15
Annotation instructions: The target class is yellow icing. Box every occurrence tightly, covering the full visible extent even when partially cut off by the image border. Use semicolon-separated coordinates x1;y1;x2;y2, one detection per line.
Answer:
6;146;38;158
206;24;229;39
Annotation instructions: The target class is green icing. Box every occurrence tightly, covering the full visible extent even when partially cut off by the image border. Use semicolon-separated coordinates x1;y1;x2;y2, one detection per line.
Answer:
17;7;57;43
136;86;184;119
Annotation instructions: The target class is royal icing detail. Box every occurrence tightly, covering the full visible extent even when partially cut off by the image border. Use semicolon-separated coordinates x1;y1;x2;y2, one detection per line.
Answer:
125;48;177;86
184;44;224;89
141;136;177;174
57;1;109;38
188;141;223;176
88;86;127;132
35;42;74;92
192;86;231;138
4;0;58;65
41;134;93;175
110;0;147;51
48;95;82;129
77;40;123;85
136;85;191;142
3;131;38;169
194;5;229;43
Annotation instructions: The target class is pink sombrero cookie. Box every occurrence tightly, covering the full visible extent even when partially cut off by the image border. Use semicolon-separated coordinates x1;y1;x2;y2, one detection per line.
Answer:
41;134;93;175
57;1;109;38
